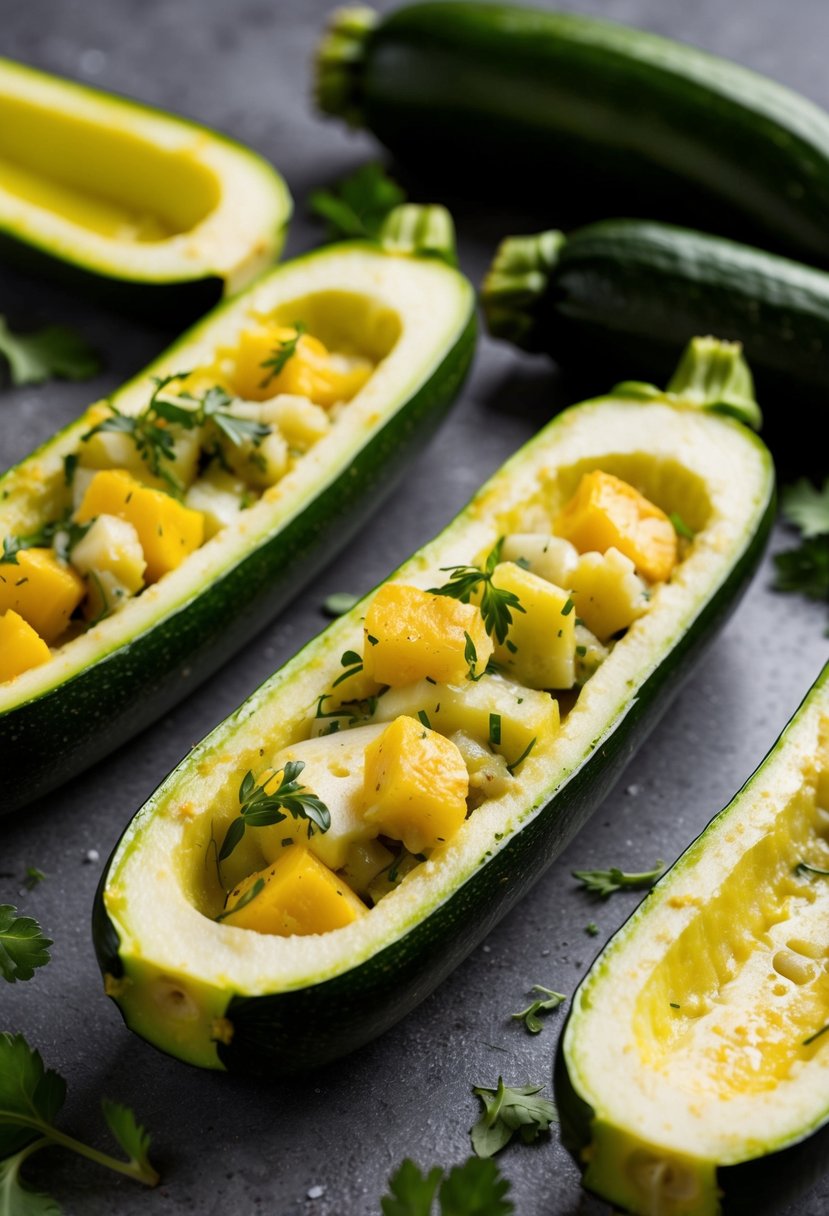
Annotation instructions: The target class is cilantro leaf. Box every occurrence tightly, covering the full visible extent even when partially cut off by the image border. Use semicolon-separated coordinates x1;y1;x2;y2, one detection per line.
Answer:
0;906;52;983
0;1148;61;1216
571;861;665;898
101;1100;155;1178
310;162;406;242
382;1159;442;1216
470;1079;557;1158
0;315;100;386
781;478;829;538
439;1157;513;1216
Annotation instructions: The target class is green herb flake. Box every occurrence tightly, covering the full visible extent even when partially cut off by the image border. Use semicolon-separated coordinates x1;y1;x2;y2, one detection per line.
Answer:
506;737;536;776
417;709;431;730
585;922;600;937
795;860;829;878
23;867;45;892
511;986;566;1034
470;1077;558;1158
669;512;695;540
0;905;51;983
215;877;266;923
561;597;575;616
572;860;665;897
489;713;501;747
803;1023;829;1047
0;315;100;386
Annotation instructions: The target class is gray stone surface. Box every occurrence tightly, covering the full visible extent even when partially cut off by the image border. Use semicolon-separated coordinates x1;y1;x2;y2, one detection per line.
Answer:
2;1;829;1213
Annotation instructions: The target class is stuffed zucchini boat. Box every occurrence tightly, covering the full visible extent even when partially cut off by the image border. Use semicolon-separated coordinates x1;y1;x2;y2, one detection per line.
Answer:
93;338;774;1076
0;207;475;811
316;3;829;265
0;56;291;314
555;663;829;1216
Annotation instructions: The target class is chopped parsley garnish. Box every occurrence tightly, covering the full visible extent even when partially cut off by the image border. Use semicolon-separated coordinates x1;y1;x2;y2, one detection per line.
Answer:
561;597;574;616
310;162;406;242
670;512;695;540
489;713;501;747
429;538;525;646
585;922;600;936
218;762;331;862
0;1032;158;1211
511;985;565;1034
463;630;479;679
0;314;100;386
803;1023;829;1047
215;877;266;923
505;737;536;776
381;1155;513;1216
774;477;829;615
23;867;45;892
470;1078;558;1158
259;321;306;388
418;709;431;730
0;905;51;983
332;648;364;688
572;860;665;897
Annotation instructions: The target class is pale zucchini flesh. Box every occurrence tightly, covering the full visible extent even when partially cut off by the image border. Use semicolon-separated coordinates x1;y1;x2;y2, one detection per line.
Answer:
96;392;773;1071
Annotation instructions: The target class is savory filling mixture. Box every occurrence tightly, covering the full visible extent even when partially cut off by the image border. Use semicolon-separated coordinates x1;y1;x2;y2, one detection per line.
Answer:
0;318;374;683
212;470;687;936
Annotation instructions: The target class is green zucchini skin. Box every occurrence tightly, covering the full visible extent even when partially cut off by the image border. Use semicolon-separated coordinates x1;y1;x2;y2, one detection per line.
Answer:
317;3;829;266
93;427;775;1077
481;219;829;467
554;665;829;1216
0;247;476;813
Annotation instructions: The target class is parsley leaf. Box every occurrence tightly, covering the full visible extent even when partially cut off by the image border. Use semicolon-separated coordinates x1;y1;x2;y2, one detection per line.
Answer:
511;985;566;1034
0;905;52;983
381;1157;513;1216
781;478;829;538
0;1033;158;1200
259;322;306;388
0;315;100;386
23;868;45;892
310;162;406;242
572;861;665;897
470;1079;557;1158
430;538;525;646
219;762;331;862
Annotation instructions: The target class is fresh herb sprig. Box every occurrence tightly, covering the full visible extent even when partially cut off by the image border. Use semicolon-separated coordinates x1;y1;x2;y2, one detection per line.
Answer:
332;649;364;688
0;905;51;983
259;321;306;388
310;162;406;242
215;877;266;923
774;478;829;617
572;860;665;897
0;1033;158;1212
219;762;331;862
381;1156;513;1216
0;315;100;386
430;538;525;646
511;985;566;1034
471;1079;558;1158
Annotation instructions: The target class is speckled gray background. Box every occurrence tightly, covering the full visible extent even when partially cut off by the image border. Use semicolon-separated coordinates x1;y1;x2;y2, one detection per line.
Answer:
2;2;829;1213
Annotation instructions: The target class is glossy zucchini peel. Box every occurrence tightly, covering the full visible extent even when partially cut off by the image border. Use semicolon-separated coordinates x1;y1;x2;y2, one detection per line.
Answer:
0;56;292;307
93;342;774;1075
0;216;475;811
556;665;829;1216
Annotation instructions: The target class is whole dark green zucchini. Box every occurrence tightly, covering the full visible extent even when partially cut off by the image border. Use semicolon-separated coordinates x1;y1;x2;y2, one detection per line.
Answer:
482;219;829;468
316;3;829;266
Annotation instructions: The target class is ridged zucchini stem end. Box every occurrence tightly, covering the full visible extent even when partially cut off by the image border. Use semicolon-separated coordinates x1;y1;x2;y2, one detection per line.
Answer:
379;204;458;266
667;336;762;430
481;230;565;351
314;6;378;127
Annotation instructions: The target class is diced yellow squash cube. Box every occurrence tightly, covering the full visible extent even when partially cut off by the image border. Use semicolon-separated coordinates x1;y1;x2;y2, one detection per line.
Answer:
362;584;493;686
570;547;649;641
490;561;576;690
70;514;146;594
0;609;51;681
362;715;469;853
371;672;559;765
227;324;372;407
555;470;677;582
221;847;368;936
258;723;387;871
0;548;84;643
75;469;204;583
500;533;579;587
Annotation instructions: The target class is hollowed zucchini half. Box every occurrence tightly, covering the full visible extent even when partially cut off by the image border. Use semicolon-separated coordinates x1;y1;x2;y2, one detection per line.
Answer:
0;219;475;811
93;341;774;1076
556;664;829;1216
0;56;291;314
